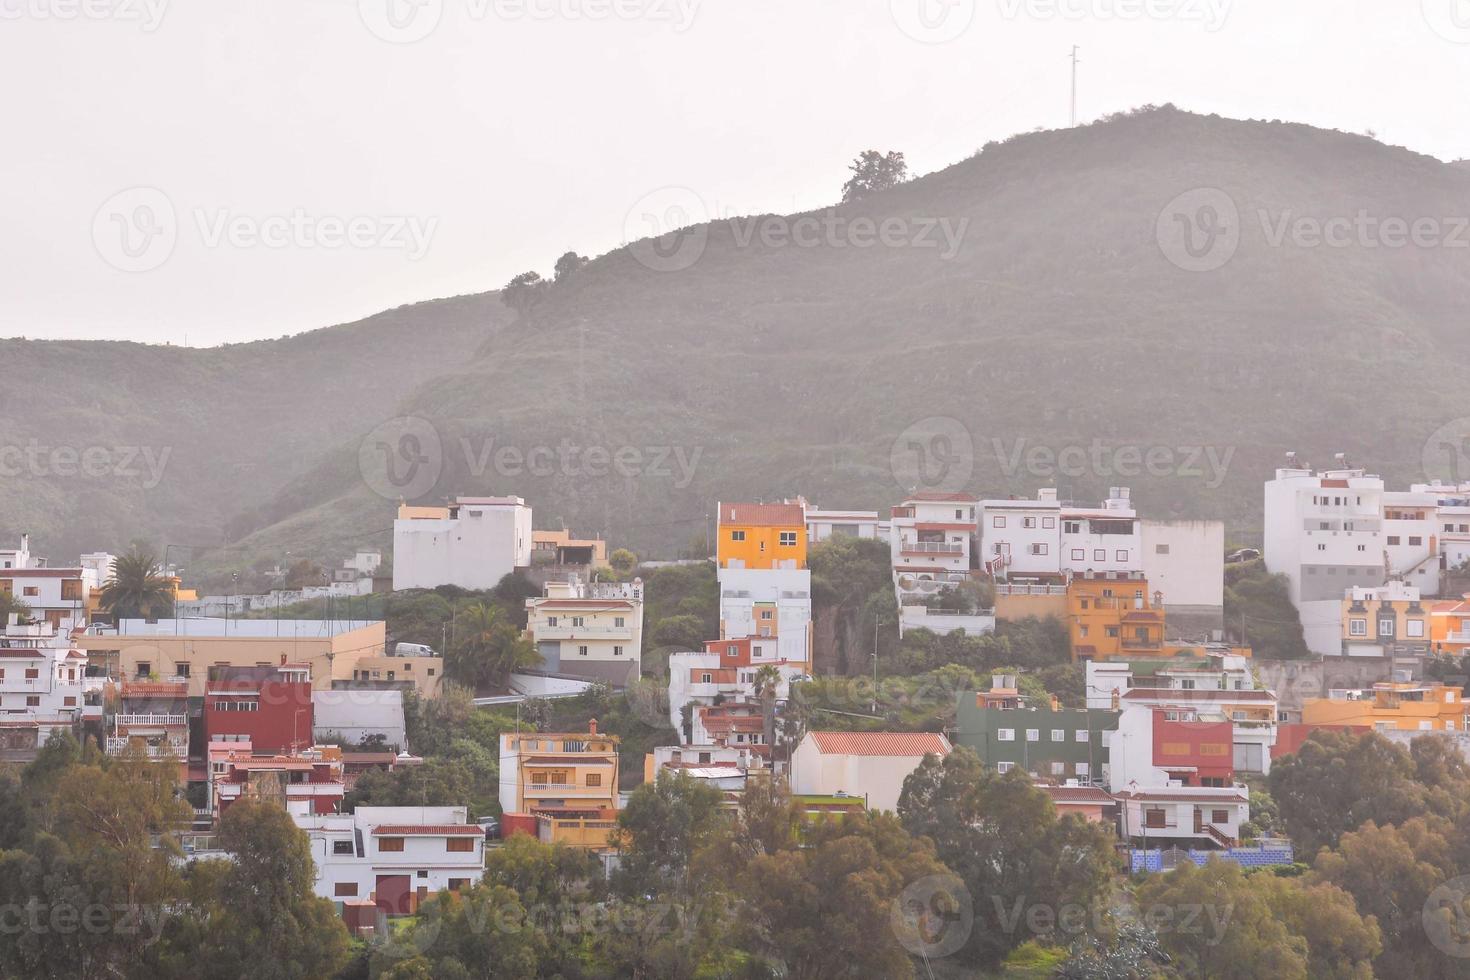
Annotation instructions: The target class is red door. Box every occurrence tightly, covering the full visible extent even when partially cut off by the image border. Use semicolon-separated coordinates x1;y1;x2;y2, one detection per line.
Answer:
375;874;413;915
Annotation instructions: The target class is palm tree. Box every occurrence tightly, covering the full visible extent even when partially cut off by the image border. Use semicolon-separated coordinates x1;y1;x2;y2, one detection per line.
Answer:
449;601;539;692
752;664;782;761
98;550;173;622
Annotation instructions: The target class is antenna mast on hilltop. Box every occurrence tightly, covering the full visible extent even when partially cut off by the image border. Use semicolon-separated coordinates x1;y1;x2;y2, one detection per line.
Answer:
1069;46;1081;127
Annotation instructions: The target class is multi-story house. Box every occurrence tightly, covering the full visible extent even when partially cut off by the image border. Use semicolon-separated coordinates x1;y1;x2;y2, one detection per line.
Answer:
110;678;189;761
891;492;978;600
1340;582;1432;658
0;535;101;630
689;701;770;757
530;529;608;572
294;805;484;914
1067;571;1167;662
667;639;805;738
497;721;620;816
524;576;643;687
209;742;345;818
0;621;88;756
1086;654;1277;773
204;663;315;754
1432;593;1470;656
1114;784;1250;850
1302;680;1470;733
952;677;1117;785
717;566;812;672
717;501;808;570
980;491;1063;579
392;496;532;591
1058;488;1142;576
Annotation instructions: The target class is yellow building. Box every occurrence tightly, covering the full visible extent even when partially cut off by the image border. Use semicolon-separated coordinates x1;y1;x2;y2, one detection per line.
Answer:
716;501;808;570
498;721;620;817
76;619;444;698
1067;572;1166;662
1340;583;1431;657
1303;681;1470;732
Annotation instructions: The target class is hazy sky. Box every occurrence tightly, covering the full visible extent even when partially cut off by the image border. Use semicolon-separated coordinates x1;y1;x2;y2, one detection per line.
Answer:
4;0;1467;346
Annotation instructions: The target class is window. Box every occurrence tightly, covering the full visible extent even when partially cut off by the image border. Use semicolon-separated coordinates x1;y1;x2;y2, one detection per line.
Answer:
334;882;358;897
1105;626;1120;638
1064;521;1081;534
779;531;797;547
700;672;712;683
1145;808;1166;828
955;509;964;520
997;728;1015;742
1161;742;1191;756
1030;543;1048;555
135;662;151;678
446;837;475;852
1199;743;1230;757
1180;679;1195;690
730;530;746;542
586;773;602;787
1407;619;1425;638
613;645;624;656
1050;729;1065;742
1026;729;1039;742
22;587;38;597
1023;517;1036;528
1075;730;1088;742
547;616;558;627
1387;536;1401;545
1050;762;1064;775
1071;549;1085;560
1043;517;1056;529
63;696;75;707
23;668;38;680
727;645;739;657
1349;618;1367;636
333;840;354;855
571;616;585;628
379;838;405;852
1379;619;1396;637
1075;762;1090;777
26;696;39;707
1094;549;1106;562
1410;536;1423;547
1155;543;1170;555
1211;810;1229;824
448;878;471;891
992;516;1007;528
1115;550;1128;562
996;761;1015;773
760;609;773;619
614;616;625;628
578;645;589;656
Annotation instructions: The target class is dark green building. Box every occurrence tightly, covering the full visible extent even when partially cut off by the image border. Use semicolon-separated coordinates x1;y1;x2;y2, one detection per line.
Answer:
954;689;1118;785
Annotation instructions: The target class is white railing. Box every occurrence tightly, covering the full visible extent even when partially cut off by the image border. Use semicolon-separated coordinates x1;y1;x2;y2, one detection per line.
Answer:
900;542;964;554
106;737;187;757
116;713;187;726
994;583;1068;596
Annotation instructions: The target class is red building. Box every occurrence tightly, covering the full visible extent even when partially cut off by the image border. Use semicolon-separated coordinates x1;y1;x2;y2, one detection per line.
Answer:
210;743;344;818
204;662;313;754
1151;710;1234;788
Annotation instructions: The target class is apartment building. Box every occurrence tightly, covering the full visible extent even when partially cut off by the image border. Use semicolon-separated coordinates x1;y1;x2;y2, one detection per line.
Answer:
952;677;1117;784
203;663;315;754
497;721;620;816
1339;582;1432;658
1067;571;1167;662
110;679;189;761
0;622;88;755
0;536;102;630
392;496;532;591
805;509;886;544
717;566;812;672
891;492;978;600
524;576;643;687
295;806;484;914
667;639;805;737
1106;705;1236;791
717;500;808;570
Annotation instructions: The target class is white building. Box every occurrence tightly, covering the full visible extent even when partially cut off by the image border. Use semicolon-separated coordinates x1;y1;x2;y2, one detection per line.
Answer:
805;509;886;544
1139;520;1226;633
0;536;103;631
897;604;995;638
982;488;1148;582
392;496;532;591
313;689;407;749
294;805;484;910
524;576;643;687
1265;465;1392;655
667;643;806;737
789;731;951;813
717;566;812;671
0;620;88;751
1115;785;1250;848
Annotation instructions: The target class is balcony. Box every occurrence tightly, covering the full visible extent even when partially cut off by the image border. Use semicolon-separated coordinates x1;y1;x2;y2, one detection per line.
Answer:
533;625;634;641
899;541;965;555
116;713;188;727
524;784;614;799
106;736;187;758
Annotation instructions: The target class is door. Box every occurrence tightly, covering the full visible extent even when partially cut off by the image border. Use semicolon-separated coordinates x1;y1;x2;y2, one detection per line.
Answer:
375;874;413;916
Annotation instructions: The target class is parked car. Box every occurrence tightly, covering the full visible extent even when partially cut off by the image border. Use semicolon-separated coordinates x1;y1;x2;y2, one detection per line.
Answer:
476;816;500;839
393;642;438;658
1226;548;1262;564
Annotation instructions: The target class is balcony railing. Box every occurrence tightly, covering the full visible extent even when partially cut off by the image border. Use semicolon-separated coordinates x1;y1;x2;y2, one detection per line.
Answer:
106;737;187;758
116;713;187;727
900;542;965;555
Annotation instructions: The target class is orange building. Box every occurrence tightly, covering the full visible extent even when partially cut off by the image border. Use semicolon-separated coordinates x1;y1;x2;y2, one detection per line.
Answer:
1067;571;1166;662
1431;594;1470;656
716;501;808;570
1303;681;1470;733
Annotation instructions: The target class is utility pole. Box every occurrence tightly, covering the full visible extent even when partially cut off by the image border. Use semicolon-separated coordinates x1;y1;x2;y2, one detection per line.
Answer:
1069;46;1081;127
871;618;887;713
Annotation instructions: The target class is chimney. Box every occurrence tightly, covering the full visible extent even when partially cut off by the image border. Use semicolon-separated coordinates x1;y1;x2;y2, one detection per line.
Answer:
588;718;598;735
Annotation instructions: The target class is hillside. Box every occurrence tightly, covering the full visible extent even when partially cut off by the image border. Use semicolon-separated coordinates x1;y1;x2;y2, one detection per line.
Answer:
6;106;1470;583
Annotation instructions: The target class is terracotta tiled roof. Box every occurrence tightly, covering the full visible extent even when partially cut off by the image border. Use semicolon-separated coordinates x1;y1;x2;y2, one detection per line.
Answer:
1036;784;1114;805
807;731;951;757
372;825;482;836
719;502;805;527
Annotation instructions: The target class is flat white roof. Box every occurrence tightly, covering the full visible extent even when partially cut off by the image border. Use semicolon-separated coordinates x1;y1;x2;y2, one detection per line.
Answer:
106;618;380;639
